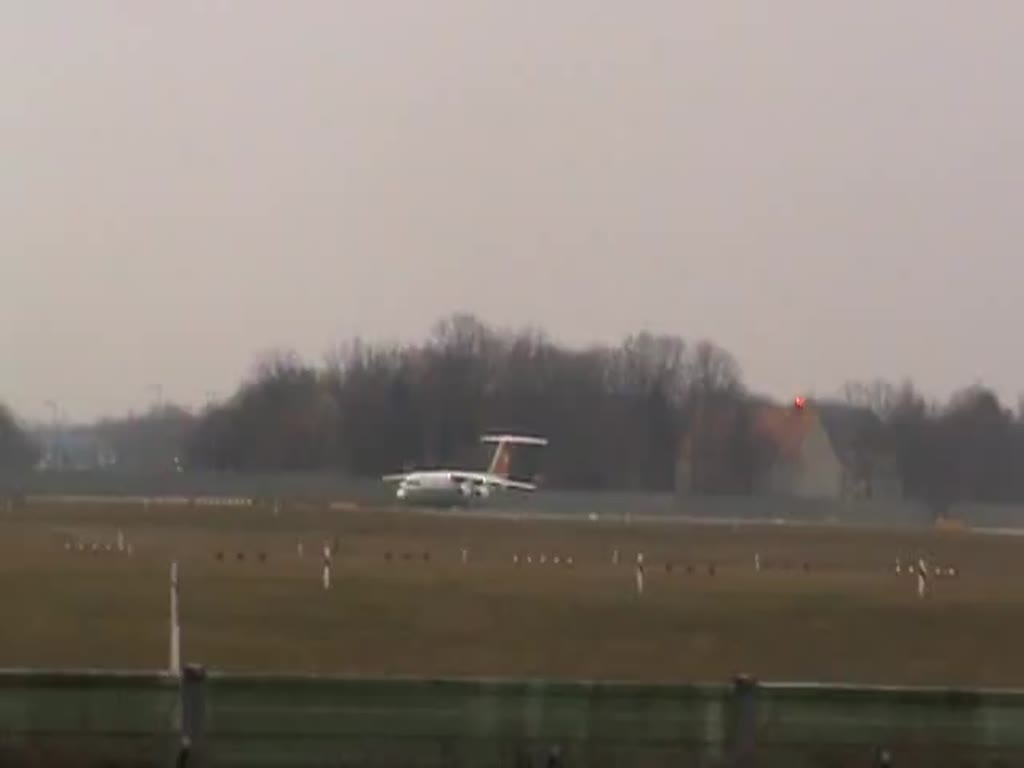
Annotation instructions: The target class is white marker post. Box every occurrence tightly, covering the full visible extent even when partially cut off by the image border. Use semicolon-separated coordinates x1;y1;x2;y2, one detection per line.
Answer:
612;549;620;566
754;553;761;572
322;544;332;590
461;548;469;565
169;561;181;676
297;540;304;558
117;529;125;553
917;558;928;599
635;554;645;597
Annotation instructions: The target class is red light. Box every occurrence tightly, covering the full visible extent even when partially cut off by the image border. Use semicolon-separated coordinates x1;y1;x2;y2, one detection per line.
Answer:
794;396;807;410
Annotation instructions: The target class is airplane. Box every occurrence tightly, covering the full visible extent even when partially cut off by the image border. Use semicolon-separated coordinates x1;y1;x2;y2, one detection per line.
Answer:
382;434;548;505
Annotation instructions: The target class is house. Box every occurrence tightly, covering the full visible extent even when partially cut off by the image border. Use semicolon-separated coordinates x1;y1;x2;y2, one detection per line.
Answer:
678;396;902;500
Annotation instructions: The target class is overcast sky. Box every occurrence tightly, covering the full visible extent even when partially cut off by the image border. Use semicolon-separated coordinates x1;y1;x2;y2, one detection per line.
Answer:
3;2;1023;422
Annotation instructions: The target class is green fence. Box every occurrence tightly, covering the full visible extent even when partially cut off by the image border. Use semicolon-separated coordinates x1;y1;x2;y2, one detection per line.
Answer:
750;683;1024;766
0;668;180;766
198;672;736;767
2;668;1024;767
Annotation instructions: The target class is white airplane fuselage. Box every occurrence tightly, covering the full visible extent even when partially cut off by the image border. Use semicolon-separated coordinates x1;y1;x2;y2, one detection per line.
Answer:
384;434;548;507
394;471;496;506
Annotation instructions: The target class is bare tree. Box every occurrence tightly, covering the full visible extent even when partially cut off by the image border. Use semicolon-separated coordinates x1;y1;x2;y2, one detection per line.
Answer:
608;333;687;399
0;403;38;470
688;341;744;398
841;379;902;419
939;386;1015;503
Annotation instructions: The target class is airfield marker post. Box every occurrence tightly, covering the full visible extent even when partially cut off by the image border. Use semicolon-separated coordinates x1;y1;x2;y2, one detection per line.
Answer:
170;561;181;676
635;553;645;596
322;544;332;590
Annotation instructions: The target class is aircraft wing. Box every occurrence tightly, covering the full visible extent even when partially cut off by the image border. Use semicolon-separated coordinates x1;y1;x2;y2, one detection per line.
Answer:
449;472;538;491
493;478;538;491
381;473;409;482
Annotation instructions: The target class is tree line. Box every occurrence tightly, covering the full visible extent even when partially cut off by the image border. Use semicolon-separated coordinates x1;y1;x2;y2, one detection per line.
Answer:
4;313;1024;510
184;314;744;490
0;403;38;471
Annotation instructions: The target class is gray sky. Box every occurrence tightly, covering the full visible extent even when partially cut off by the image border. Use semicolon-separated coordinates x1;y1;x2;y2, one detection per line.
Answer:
3;2;1023;422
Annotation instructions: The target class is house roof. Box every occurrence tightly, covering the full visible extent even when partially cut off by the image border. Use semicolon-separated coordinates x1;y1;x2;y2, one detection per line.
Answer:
749;399;883;465
679;397;885;468
750;404;814;461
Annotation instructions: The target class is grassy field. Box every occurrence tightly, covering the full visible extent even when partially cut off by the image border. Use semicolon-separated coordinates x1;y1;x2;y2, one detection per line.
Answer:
2;499;1024;687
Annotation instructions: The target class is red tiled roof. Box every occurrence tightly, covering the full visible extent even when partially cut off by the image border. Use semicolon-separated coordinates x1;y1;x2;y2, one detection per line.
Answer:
679;399;821;465
750;404;815;461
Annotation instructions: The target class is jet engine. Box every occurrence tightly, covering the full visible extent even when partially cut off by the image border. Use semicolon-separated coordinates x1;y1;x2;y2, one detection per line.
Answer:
458;481;490;500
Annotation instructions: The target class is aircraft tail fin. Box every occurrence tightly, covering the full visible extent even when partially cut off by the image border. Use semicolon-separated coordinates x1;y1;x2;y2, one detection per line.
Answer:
481;434;548;479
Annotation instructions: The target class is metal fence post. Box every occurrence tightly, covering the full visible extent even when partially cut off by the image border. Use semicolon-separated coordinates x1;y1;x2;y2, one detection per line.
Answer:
178;664;207;767
730;675;758;767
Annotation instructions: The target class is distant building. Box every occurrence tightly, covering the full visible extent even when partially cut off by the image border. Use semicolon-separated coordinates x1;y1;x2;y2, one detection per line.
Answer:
34;426;117;471
677;397;902;500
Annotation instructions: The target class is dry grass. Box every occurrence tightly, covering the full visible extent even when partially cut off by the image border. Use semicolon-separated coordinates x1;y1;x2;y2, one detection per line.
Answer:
3;501;1024;687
